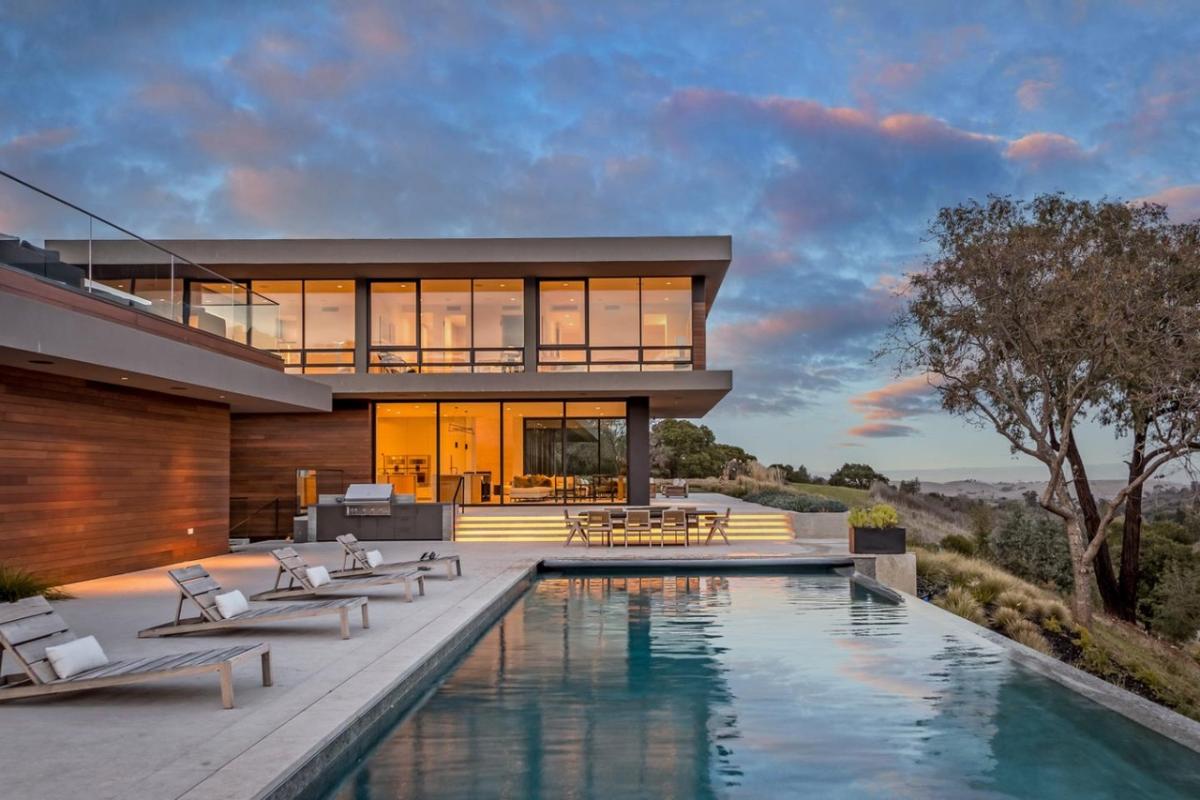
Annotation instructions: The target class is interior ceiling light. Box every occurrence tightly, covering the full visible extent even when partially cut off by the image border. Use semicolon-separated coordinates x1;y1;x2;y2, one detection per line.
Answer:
28;358;53;365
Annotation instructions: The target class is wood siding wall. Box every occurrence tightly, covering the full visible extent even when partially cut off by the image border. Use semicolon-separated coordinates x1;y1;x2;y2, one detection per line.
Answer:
230;407;372;539
0;367;230;585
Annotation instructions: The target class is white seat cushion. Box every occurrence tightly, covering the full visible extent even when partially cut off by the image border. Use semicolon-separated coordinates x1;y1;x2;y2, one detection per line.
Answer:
366;550;384;568
45;635;109;679
213;589;250;620
307;565;331;587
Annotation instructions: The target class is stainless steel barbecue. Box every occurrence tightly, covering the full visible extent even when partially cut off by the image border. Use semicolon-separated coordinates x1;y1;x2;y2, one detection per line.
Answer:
341;483;394;516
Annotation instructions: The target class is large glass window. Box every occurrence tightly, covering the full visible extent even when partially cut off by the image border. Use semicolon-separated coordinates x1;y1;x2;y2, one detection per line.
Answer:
538;278;692;372
250;280;301;353
369;279;524;373
439;402;502;504
246;279;355;373
588;278;639;347
371;282;417;347
373;400;626;505
375;403;437;502
539;281;585;346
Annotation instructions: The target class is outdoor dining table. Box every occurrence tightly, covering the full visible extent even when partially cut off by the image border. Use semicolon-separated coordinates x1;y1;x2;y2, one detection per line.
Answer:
574;507;718;546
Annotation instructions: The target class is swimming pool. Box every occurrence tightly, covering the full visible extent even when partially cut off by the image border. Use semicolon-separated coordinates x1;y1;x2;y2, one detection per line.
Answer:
324;571;1200;799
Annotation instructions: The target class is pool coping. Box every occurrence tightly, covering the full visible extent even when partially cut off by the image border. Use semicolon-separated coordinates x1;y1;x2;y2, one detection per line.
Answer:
904;588;1200;754
191;558;1200;800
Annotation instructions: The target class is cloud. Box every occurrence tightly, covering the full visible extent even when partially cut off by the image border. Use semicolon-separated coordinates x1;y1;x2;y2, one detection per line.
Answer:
847;374;941;437
1016;79;1054;110
848;422;919;438
1004;132;1088;168
1134;185;1200;223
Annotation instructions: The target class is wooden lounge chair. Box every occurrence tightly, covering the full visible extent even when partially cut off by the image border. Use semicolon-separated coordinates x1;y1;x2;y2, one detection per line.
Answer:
252;547;425;602
138;565;369;640
622;509;652;547
705;508;732;545
0;596;271;709
663;480;689;499
333;534;462;580
562;510;589;546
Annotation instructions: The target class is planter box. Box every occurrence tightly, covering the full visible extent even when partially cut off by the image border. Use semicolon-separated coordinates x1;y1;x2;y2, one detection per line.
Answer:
850;526;906;555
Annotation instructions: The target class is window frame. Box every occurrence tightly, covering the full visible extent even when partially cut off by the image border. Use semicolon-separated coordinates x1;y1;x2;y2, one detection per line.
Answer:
536;277;692;372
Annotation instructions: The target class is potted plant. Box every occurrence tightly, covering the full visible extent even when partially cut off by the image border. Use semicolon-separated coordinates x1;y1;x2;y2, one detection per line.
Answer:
848;503;905;554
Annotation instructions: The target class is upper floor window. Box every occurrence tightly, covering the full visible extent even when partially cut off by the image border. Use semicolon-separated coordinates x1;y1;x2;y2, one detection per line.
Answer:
369;279;524;373
250;279;355;374
538;277;692;372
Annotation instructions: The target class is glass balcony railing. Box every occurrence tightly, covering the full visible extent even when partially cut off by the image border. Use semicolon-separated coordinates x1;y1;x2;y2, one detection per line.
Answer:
0;169;277;347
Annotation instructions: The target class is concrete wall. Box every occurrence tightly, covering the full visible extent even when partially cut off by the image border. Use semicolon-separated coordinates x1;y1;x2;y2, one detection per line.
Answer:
0;367;230;584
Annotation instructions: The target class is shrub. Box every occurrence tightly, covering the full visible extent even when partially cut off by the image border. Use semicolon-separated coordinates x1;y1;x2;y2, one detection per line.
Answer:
1008;619;1053;654
993;606;1024;633
741;490;847;513
0;564;70;603
989;505;1073;592
940;533;976;557
935;585;986;625
1028;598;1071;625
1144;564;1200;643
995;589;1032;612
969;575;1015;606
848;503;900;529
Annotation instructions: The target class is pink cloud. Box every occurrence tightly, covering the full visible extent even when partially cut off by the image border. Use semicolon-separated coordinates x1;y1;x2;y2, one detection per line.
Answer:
848;422;919;438
225;166;306;226
344;4;409;54
2;127;76;153
1134;185;1200;223
847;374;941;437
1016;79;1054;110
1004;132;1087;168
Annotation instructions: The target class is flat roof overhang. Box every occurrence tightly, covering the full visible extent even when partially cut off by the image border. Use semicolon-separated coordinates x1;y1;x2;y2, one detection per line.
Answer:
0;287;332;413
313;370;733;417
51;235;733;311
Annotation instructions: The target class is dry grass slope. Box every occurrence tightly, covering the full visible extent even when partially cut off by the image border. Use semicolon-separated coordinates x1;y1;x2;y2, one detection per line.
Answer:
915;547;1200;721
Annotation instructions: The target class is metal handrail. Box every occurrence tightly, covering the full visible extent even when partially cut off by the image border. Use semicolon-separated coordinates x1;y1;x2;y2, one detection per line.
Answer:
229;496;282;537
0;169;277;309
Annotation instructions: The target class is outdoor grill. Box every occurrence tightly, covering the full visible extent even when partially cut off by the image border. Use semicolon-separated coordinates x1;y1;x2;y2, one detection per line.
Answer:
341;483;394;516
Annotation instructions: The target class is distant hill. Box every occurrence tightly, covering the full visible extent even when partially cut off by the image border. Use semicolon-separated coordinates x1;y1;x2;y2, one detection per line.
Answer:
919;478;1192;503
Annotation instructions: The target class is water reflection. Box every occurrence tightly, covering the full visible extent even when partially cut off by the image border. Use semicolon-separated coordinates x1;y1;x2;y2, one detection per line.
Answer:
330;574;1200;800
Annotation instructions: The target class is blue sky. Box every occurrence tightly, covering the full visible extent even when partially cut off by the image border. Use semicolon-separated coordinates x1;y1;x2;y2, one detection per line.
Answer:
2;1;1198;478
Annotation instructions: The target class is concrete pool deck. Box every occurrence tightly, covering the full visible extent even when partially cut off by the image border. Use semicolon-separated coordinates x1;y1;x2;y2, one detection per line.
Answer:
0;538;846;800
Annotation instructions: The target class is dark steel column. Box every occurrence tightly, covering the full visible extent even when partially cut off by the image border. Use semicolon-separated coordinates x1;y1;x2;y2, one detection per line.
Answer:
524;280;538;372
354;280;369;373
627;396;651;505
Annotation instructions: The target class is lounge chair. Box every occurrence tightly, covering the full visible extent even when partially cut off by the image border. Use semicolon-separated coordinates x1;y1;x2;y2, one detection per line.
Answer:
333;534;462;580
252;547;425;602
705;508;732;545
662;480;689;499
0;596;271;709
138;565;369;640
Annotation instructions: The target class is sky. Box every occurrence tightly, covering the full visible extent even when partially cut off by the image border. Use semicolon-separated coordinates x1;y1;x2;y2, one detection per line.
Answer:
2;1;1198;479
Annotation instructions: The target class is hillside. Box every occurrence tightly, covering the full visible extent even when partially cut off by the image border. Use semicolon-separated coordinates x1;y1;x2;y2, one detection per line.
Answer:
790;482;870;508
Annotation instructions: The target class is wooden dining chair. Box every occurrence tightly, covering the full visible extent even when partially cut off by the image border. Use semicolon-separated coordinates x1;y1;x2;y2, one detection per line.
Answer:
623;509;652;547
661;509;689;546
705;507;732;545
563;508;589;546
585;510;614;548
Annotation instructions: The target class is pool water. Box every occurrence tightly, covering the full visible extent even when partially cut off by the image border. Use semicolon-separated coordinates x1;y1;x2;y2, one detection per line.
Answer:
327;573;1200;799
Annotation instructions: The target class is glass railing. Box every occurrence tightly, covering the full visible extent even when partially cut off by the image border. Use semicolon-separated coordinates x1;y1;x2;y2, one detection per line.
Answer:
0;169;277;347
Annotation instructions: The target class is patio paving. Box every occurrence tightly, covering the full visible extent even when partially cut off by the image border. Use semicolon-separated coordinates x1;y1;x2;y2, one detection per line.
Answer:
0;521;846;800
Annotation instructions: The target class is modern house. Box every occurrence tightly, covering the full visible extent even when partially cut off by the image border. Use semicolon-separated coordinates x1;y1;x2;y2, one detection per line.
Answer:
0;227;733;582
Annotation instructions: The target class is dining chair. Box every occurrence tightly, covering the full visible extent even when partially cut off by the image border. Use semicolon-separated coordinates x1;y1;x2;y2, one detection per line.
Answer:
586;510;614;548
705;507;732;545
661;509;689;546
623;509;652;547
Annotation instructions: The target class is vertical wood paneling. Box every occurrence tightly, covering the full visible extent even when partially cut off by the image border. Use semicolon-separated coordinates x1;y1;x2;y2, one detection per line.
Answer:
230;407;372;538
692;300;706;370
0;367;230;585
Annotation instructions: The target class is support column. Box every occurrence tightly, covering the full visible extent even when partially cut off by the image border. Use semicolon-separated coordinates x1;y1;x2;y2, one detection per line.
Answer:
627;396;651;505
354;280;369;373
523;281;538;372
